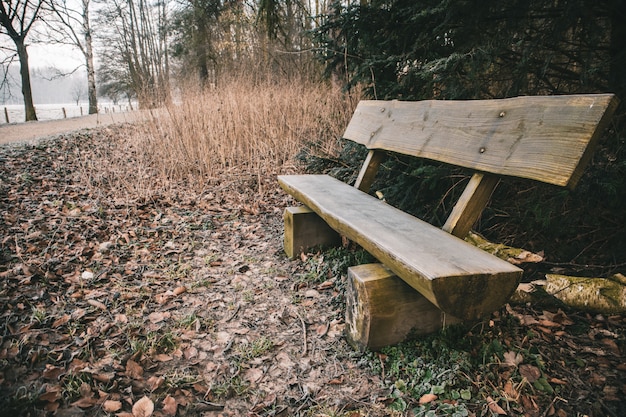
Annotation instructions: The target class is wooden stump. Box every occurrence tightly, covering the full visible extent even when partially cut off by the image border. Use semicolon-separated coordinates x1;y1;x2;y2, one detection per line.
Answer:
283;206;341;259
345;263;461;351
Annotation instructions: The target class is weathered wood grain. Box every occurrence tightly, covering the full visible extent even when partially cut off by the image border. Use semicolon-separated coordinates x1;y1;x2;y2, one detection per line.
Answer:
345;263;461;350
354;150;386;192
283;206;341;259
278;174;523;320
343;94;619;188
442;173;500;238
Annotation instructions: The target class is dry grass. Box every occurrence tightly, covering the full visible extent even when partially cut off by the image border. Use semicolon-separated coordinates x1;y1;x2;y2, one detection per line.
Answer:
132;78;356;189
75;77;358;202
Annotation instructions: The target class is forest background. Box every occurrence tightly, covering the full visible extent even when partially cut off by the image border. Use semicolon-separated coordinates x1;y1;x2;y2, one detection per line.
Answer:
1;1;626;416
2;0;626;287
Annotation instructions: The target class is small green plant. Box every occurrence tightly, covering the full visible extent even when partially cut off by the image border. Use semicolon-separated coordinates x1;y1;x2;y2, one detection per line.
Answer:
211;375;250;399
235;336;274;363
168;262;192;279
30;308;47;325
62;372;92;403
177;313;199;329
164;368;202;389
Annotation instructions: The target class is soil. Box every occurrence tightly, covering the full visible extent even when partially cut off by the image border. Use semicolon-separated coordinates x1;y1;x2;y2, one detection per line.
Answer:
0;121;624;417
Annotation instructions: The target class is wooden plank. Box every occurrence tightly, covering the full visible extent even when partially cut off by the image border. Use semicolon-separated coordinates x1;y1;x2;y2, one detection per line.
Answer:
354;150;386;192
278;174;523;320
442;173;500;238
345;263;461;351
343;94;619;188
283;206;341;259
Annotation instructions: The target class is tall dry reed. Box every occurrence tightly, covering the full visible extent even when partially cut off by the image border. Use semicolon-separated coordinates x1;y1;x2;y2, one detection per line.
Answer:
137;79;357;184
76;78;358;202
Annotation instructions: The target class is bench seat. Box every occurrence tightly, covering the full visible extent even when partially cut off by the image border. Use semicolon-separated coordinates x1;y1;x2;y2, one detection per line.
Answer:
278;174;523;320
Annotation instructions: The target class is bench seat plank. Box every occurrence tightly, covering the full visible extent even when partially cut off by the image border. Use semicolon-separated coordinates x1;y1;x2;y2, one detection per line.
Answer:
278;174;523;320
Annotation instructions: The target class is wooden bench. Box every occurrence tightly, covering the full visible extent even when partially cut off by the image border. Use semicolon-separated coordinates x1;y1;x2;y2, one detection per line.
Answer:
278;94;619;350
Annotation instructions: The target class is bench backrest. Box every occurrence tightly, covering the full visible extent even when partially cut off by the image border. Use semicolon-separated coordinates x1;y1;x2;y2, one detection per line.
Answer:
344;94;618;189
343;94;619;238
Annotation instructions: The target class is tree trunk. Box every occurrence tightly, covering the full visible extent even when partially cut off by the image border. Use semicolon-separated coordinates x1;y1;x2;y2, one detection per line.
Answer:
609;0;626;107
83;0;98;115
16;38;37;122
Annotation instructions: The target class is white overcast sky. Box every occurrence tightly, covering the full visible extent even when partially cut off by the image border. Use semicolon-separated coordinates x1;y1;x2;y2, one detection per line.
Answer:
28;43;84;70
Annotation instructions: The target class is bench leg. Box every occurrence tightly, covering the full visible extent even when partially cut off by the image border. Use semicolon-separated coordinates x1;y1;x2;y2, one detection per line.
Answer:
345;263;461;351
283;206;342;259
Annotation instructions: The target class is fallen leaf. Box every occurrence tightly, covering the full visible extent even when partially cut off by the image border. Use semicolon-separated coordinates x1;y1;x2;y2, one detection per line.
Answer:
162;395;177;416
132;396;154;417
486;396;507;415
503;351;523;368
244;367;264;383
103;400;123;412
173;286;186;296
503;381;519;399
148;311;170;324
52;314;71;328
42;365;65;380
126;359;143;379
71;396;98;408
328;375;344;385
519;364;541;382
418;393;437;404
315;323;329;337
147;376;165;391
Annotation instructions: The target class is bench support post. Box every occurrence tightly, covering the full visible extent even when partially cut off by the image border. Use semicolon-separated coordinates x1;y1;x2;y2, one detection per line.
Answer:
443;173;500;238
354;150;386;192
283;206;342;259
345;263;461;351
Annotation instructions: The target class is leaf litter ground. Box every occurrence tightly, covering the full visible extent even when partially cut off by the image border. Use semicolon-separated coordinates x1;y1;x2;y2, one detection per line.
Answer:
0;127;624;417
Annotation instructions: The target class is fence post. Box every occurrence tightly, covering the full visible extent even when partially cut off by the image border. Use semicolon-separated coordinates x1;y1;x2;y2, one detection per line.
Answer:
62;108;67;118
3;107;8;124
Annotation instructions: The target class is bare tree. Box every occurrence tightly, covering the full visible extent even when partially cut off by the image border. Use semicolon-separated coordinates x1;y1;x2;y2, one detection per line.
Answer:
44;0;98;114
0;0;44;121
97;0;170;108
71;79;84;105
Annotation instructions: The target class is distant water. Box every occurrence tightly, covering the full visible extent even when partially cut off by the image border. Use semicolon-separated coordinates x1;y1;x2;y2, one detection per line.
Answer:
1;102;134;124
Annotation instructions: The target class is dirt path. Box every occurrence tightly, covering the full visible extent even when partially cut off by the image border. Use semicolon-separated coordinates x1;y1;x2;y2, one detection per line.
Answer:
0;110;149;145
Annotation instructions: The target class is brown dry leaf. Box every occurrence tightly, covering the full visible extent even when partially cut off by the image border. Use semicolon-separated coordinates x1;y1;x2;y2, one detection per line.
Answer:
148;311;171;324
173;286;186;296
115;313;128;324
503;351;523;368
418;393;437;404
71;396;98;408
549;377;567;385
42;364;65;380
39;386;62;402
503;380;519;400
162;395;178;416
132;396;154;417
126;359;144;379
328;375;344;385
486;396;507;415
87;299;107;311
52;314;71;328
315;322;330;337
154;354;173;362
103;400;123;412
519;364;541;383
147;375;165;391
244;367;264;383
92;372;115;383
